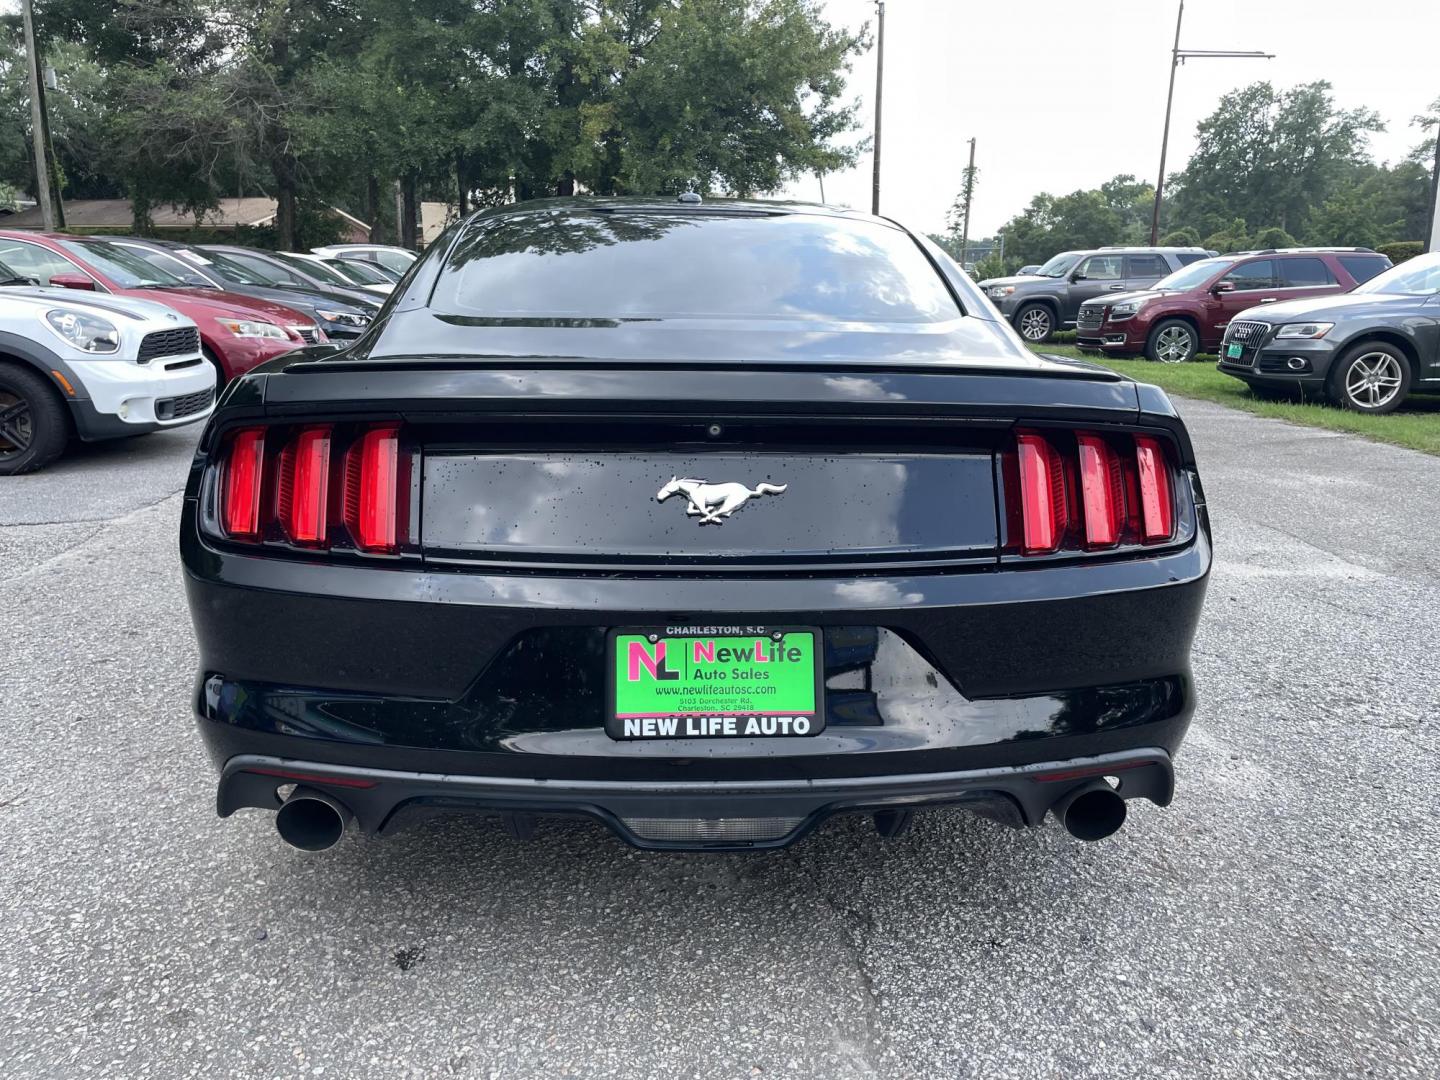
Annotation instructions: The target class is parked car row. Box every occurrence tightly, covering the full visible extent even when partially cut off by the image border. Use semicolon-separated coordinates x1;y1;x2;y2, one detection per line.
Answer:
977;246;1216;343
0;228;414;473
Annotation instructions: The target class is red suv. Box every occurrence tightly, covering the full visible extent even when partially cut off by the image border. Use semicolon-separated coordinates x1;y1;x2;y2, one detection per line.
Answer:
1075;248;1392;363
0;231;323;383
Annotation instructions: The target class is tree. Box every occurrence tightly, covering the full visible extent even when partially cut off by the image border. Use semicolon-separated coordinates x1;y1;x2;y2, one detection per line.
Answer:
1250;226;1296;249
1202;218;1250;253
1167;80;1383;240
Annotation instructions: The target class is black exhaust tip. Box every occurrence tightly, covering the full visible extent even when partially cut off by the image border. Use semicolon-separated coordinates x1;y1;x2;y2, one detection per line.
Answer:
1050;779;1127;842
275;787;353;851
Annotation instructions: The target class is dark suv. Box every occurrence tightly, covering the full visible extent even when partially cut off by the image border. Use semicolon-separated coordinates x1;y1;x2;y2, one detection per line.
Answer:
1076;248;1392;363
978;247;1213;343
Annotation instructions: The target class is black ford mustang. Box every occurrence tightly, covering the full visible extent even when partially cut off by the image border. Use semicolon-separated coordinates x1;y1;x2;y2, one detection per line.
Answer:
182;197;1211;853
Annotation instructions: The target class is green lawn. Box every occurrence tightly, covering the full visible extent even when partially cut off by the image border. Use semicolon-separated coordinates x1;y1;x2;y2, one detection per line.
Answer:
1029;339;1440;456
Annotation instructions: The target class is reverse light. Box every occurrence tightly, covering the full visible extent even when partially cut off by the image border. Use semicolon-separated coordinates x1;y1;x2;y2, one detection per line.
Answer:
221;427;266;539
343;426;402;552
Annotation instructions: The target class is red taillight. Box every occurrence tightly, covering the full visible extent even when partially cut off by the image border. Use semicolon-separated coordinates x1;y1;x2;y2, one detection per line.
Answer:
217;423;405;553
1015;431;1069;555
277;426;332;546
343;426;402;553
1010;429;1176;555
1134;435;1173;543
220;427;266;539
1076;433;1123;549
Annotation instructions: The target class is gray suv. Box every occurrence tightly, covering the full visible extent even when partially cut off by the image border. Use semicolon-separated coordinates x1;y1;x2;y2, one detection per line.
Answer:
978;247;1215;343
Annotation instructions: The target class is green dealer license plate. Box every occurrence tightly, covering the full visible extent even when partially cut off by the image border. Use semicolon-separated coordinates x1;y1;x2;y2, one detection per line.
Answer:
1226;342;1245;359
607;625;825;739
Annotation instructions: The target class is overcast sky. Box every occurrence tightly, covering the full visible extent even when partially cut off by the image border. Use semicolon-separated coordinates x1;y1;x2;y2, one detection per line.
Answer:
782;0;1439;237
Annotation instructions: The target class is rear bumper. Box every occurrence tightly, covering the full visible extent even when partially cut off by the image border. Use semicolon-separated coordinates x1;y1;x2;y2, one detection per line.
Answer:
218;747;1175;851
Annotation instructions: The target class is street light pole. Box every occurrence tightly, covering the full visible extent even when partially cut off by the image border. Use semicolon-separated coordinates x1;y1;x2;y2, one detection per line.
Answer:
871;0;885;216
1148;0;1273;244
20;0;55;230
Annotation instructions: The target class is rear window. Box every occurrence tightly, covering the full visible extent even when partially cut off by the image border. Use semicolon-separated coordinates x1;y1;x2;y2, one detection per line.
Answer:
1175;252;1209;266
433;209;960;323
1278;257;1337;288
1127;254;1168;278
1338;255;1391;284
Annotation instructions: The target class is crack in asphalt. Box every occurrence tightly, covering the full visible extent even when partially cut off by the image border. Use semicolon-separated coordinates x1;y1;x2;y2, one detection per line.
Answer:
817;881;885;1076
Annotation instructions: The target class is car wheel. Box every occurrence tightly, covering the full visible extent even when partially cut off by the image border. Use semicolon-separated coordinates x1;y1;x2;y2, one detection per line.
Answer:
1014;303;1055;343
1146;320;1198;364
0;363;70;475
1327;343;1410;414
204;345;229;388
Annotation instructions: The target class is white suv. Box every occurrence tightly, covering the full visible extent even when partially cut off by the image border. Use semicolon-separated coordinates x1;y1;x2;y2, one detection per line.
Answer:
0;282;216;474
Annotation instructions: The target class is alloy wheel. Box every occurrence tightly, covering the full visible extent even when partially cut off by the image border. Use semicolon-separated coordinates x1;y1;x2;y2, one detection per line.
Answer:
0;391;32;459
1154;326;1194;364
1343;352;1403;409
1018;308;1051;341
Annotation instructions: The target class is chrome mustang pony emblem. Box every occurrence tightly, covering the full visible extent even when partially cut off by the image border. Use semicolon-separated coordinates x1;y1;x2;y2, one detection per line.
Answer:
656;476;788;525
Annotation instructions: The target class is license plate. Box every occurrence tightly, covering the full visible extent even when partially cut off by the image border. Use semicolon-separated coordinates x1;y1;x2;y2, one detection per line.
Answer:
1226;342;1244;359
607;625;825;739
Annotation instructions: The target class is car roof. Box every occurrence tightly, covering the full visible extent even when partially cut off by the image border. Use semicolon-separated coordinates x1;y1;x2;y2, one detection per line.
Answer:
1224;247;1381;256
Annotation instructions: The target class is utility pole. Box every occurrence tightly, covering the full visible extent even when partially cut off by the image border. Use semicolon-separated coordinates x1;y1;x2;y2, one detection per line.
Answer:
1148;0;1272;244
20;0;56;230
871;0;885;215
959;137;977;266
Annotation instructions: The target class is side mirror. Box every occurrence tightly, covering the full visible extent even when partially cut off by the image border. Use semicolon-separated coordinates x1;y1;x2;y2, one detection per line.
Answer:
50;272;98;291
1070;272;1086;282
1211;280;1235;294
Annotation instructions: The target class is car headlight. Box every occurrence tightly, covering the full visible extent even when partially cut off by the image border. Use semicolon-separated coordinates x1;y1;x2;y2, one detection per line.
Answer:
45;309;120;353
314;309;371;327
217;318;289;340
1274;322;1334;339
988;285;1015;299
1110;300;1145;316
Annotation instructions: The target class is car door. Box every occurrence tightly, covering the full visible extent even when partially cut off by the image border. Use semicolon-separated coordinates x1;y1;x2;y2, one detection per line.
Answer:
1209;258;1280;344
1275;255;1345;301
1066;253;1126;322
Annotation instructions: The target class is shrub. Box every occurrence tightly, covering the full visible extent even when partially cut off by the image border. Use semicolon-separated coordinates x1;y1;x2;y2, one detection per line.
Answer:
1203;218;1250;253
1250;227;1297;249
1376;241;1424;264
1160;227;1200;247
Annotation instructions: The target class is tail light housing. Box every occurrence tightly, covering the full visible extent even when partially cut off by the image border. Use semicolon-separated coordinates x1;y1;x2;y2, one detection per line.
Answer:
215;423;409;554
1007;428;1178;557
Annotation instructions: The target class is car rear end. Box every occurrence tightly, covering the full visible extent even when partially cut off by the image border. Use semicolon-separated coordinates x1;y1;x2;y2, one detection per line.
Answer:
181;202;1210;852
184;366;1209;850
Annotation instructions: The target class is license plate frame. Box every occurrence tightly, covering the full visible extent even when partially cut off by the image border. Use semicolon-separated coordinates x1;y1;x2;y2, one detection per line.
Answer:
606;624;826;740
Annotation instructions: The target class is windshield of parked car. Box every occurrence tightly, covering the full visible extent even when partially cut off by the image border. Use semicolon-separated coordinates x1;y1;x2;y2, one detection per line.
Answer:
0;257;31;285
117;245;216;288
57;240;187;288
432;209;961;323
174;247;277;286
1034;253;1080;278
1351;254;1440;296
272;253;354;287
1151;258;1236;292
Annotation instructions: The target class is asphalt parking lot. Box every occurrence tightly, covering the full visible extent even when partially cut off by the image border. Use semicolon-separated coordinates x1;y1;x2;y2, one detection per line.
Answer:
2;401;1438;1080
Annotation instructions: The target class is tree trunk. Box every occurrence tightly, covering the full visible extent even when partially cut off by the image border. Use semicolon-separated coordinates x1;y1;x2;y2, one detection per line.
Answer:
365;175;381;242
272;147;299;251
556;171;575;197
400;170;419;249
456;151;468;217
